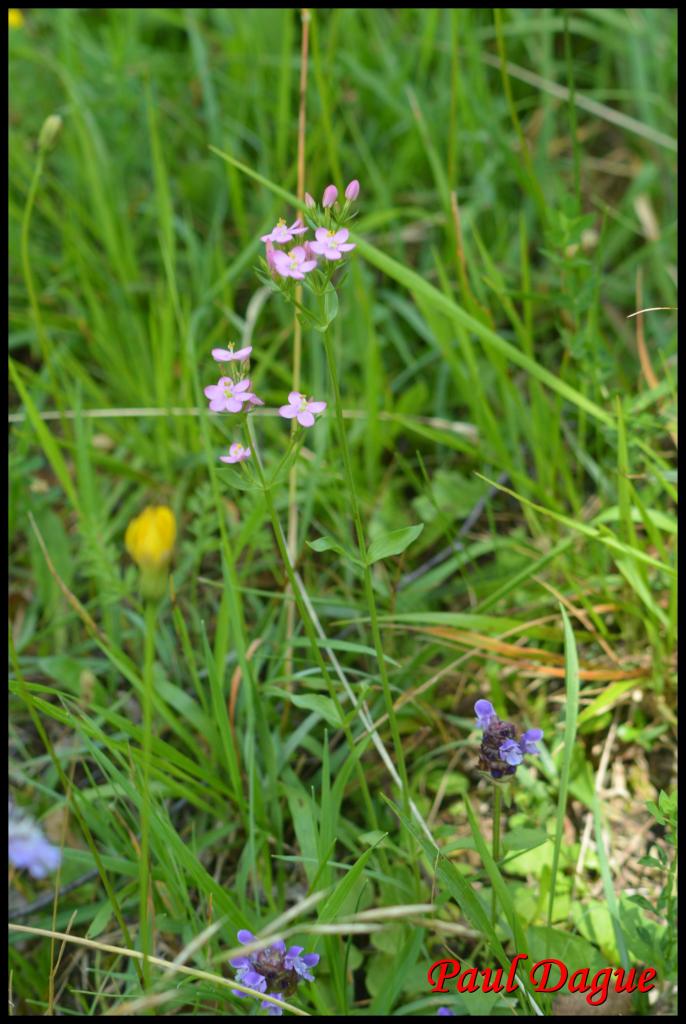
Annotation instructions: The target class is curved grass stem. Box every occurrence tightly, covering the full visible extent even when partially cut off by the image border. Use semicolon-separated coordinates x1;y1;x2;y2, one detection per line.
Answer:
321;328;412;823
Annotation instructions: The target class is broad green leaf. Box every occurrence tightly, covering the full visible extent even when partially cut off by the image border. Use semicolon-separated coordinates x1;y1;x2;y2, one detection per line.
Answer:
266;688;341;728
367;523;424;563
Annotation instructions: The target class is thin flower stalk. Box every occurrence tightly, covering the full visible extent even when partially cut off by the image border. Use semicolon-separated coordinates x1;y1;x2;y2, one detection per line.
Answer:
320;327;413;826
244;418;382;835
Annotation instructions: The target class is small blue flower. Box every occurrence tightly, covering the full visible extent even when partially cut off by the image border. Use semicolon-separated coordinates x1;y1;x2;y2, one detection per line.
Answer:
8;802;61;879
499;738;524;766
284;946;320;981
437;1008;456;1016
519;728;543;755
474;698;497;729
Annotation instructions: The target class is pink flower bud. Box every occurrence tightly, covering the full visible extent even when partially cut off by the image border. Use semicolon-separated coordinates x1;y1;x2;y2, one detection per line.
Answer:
345;179;360;201
304;192;315;208
322;184;338;208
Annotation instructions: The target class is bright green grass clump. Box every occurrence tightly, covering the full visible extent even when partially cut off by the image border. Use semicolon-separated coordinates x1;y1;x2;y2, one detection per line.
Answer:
9;8;676;1017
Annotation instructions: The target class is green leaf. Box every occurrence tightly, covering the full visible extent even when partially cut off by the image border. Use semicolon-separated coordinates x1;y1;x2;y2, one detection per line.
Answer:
576;680;637;725
86;901;114;939
312;283;339;333
315;843;377;931
307;535;364;566
308;535;348;557
367;523;424;564
266;687;341;728
503;827;550;853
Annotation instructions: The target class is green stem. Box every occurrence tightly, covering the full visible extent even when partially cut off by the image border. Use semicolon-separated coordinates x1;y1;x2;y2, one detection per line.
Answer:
244;418;381;836
19;149;56;382
321;328;412;820
491;785;502;926
139;600;157;988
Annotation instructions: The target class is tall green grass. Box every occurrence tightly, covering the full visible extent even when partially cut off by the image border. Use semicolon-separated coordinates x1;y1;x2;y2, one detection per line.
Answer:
9;7;676;1017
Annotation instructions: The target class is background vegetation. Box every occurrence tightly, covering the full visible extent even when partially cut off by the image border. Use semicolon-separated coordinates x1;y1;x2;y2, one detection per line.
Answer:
9;7;677;1016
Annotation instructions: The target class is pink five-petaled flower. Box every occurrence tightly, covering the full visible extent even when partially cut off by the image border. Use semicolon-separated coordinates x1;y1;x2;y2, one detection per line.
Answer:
204;377;255;413
220;442;251;464
260;217;307;244
271;246;317;280
212;344;252;363
279;391;327;428
309;227;355;261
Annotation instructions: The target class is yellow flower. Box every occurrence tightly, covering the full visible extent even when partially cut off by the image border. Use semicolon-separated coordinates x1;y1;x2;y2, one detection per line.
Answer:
9;9;24;28
126;505;176;600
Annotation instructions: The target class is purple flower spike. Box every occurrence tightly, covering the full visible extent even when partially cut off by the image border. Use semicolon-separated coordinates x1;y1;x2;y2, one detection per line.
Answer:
474;699;496;729
519;728;544;755
322;184;338;207
345;179;360;201
230;929;320;1016
309;226;355;261
499;739;524;766
475;701;542;781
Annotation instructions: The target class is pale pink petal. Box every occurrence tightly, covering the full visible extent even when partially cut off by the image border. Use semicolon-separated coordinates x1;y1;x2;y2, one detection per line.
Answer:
308;401;327;413
209;396;227;412
233;379;251;393
204;384;221;399
212;348;232;361
226;398;244;412
279;405;298;419
288;391;304;405
333;228;350;243
272;252;291;276
290;246;307;260
297;410;315;427
300;260;317;272
314;227;329;242
234;345;252;360
337;242;355;252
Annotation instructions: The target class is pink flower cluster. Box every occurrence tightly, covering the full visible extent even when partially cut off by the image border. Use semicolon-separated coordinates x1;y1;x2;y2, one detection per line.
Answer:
205;339;327;464
205;178;361;461
263;181;359;281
